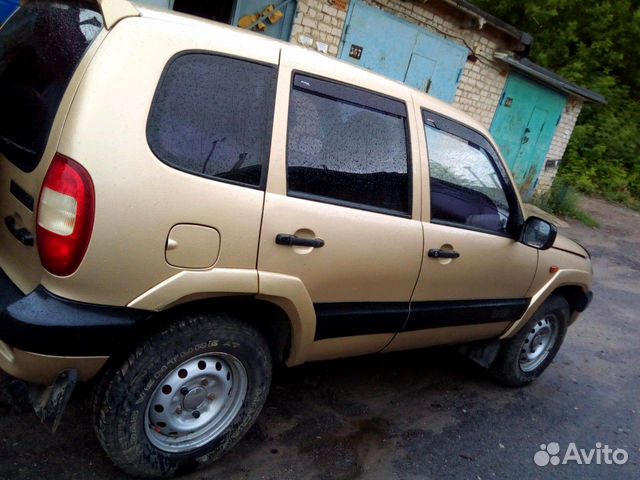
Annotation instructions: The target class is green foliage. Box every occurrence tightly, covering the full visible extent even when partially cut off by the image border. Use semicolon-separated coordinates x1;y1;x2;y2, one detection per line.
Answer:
532;181;600;228
473;0;640;205
561;87;640;203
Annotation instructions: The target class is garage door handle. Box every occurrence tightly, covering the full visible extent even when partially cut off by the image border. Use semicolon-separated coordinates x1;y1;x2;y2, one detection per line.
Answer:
4;215;34;247
428;248;459;259
276;234;325;248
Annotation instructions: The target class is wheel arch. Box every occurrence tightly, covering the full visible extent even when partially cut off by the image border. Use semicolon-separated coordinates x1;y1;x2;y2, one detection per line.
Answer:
501;269;591;339
551;285;592;318
133;296;294;367
124;269;317;367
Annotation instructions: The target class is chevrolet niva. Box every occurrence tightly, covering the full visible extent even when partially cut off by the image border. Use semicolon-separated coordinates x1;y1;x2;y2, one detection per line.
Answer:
0;1;592;477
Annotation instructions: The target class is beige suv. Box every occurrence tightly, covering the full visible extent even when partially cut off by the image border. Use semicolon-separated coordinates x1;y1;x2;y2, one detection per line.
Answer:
0;1;593;477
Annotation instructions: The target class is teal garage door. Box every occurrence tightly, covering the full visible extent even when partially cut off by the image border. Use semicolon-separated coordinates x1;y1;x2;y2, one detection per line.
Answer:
340;0;467;103
490;73;567;196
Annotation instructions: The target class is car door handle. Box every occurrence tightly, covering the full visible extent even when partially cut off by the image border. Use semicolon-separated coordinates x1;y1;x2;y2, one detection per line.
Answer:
428;248;459;259
4;215;34;247
275;233;325;248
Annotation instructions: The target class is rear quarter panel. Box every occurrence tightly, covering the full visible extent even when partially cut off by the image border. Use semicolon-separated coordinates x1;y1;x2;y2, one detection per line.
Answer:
47;16;280;306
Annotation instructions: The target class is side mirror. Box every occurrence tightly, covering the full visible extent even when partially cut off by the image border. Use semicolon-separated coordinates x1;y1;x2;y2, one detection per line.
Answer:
520;216;557;250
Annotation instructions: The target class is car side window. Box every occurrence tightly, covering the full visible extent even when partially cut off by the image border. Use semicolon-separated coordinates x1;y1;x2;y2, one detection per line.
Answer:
287;74;411;215
424;116;512;235
147;53;277;188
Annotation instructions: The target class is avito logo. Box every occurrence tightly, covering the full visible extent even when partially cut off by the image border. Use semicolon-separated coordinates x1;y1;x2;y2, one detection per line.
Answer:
534;442;629;467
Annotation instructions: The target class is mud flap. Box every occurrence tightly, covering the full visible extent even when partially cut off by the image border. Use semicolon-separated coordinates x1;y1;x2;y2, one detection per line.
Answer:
459;339;501;369
31;369;78;432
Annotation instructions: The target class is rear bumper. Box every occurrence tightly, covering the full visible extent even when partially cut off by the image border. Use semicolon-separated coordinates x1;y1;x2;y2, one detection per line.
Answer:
0;268;149;384
0;342;107;384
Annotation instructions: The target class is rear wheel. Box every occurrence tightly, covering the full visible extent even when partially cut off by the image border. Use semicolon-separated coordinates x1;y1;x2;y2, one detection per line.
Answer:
93;312;272;478
491;295;569;387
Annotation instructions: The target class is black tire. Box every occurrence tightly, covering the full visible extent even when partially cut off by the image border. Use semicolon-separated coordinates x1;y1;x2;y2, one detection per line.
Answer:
92;312;272;478
490;295;569;387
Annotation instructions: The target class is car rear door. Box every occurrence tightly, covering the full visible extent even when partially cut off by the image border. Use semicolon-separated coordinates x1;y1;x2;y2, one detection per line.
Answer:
0;1;105;292
257;49;424;361
385;104;537;352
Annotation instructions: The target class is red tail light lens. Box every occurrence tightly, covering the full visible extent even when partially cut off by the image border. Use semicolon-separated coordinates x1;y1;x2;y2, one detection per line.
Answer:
36;153;95;276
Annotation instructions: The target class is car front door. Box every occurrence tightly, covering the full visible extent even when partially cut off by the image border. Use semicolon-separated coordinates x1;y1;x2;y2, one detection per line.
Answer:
385;105;537;352
258;51;423;362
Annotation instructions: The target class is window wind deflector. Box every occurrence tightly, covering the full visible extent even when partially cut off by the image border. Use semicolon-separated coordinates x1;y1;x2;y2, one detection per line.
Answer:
424;117;437;129
292;74;407;118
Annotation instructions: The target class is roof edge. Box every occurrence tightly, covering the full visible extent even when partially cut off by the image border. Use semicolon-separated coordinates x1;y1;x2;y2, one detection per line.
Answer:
438;0;533;47
495;53;607;104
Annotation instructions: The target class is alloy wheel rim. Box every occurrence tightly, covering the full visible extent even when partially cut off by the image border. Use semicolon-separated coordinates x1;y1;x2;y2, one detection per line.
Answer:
145;352;248;453
519;314;559;373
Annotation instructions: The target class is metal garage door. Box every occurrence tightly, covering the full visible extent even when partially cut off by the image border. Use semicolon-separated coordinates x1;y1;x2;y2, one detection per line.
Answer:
340;0;468;103
490;73;567;195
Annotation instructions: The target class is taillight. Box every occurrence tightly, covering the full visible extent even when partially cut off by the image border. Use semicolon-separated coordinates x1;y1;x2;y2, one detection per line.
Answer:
36;153;95;276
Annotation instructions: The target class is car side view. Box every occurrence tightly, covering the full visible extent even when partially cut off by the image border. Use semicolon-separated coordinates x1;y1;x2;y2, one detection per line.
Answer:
0;1;593;478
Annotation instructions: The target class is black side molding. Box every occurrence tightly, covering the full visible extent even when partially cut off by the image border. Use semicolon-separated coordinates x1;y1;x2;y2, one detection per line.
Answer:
404;298;529;332
314;302;408;340
0;287;150;356
313;298;530;340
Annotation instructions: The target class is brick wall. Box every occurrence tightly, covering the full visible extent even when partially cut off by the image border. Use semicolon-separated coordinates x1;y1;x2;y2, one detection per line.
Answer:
290;0;347;56
535;98;583;194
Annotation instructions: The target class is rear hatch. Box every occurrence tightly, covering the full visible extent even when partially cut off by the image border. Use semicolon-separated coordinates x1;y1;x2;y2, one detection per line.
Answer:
0;1;104;293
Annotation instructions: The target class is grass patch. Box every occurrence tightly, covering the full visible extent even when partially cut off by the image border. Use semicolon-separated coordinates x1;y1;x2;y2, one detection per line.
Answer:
571;209;601;228
601;190;640;212
532;181;600;228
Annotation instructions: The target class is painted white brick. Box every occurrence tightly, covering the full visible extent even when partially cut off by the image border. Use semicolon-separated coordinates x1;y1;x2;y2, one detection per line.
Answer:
318;22;332;33
322;4;338;16
301;17;317;29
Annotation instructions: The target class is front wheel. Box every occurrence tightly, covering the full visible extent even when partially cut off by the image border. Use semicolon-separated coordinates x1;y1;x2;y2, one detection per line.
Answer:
93;313;272;478
490;295;569;387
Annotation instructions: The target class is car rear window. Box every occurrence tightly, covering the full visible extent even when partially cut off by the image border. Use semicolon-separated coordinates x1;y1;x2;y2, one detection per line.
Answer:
147;53;278;188
0;1;103;172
